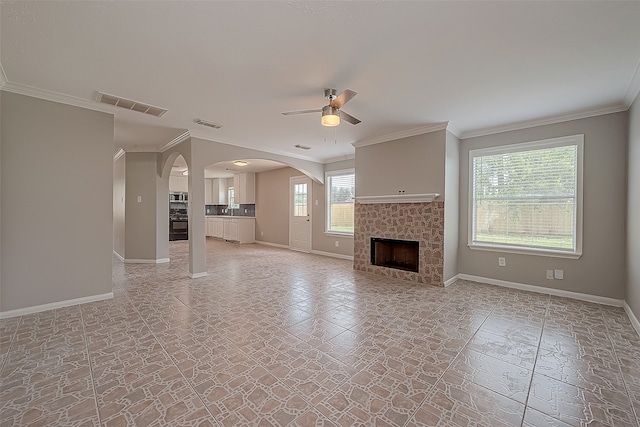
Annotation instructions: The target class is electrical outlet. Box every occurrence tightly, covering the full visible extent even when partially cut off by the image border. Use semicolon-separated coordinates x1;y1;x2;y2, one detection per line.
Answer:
546;270;554;280
137;195;142;203
554;269;564;280
244;209;247;214
498;257;506;267
261;231;264;236
335;241;339;247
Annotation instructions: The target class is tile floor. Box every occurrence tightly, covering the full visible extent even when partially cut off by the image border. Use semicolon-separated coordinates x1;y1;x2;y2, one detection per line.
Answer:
1;239;639;426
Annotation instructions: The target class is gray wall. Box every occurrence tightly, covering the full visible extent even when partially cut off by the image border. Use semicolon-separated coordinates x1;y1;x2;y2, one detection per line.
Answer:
1;92;113;312
113;154;125;258
124;153;162;261
459;112;628;299
444;131;460;282
255;161;355;257
627;97;640;319
355;130;446;198
255;167;296;247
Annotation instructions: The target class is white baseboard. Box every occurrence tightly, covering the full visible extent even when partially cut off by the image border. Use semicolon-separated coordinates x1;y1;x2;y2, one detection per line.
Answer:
254;241;289;249
310;250;354;261
0;292;114;319
113;250;125;262
624;301;640;337
124;258;170;264
457;274;624;307
444;274;460;287
189;272;208;279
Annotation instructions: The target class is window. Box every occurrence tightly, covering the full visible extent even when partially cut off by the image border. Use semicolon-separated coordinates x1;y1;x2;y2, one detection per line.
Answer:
293;182;308;217
228;187;239;209
469;134;583;258
326;169;355;235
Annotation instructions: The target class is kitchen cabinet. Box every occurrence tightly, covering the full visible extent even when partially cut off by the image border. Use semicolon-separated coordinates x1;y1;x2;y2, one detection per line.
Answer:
205;217;215;237
233;172;255;204
205;179;213;205
214;218;224;238
221;217;255;243
223;218;239;241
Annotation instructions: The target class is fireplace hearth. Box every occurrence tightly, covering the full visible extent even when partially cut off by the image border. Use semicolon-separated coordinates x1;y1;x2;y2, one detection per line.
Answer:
371;238;419;273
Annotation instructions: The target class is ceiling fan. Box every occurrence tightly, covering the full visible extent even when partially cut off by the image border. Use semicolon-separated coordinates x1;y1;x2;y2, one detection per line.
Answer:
282;88;361;127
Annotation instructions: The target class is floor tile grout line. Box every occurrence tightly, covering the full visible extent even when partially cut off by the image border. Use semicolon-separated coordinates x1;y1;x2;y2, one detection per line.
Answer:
160;290;351;424
78;305;103;426
600;305;640;427
519;293;549;427
399;303;499;427
0;315;22;375
123;292;225;427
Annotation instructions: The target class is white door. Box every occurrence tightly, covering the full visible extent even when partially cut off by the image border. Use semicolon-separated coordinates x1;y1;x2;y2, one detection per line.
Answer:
290;176;311;252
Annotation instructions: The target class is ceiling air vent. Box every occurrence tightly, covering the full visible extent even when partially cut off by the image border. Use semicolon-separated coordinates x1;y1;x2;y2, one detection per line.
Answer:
194;119;223;129
96;92;167;117
295;144;311;150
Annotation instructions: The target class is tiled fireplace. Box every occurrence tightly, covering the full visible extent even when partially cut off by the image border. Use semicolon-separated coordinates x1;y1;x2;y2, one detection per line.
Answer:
354;201;444;286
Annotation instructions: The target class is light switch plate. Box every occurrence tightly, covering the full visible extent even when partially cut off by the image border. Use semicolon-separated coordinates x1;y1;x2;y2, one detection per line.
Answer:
498;257;506;267
554;269;564;280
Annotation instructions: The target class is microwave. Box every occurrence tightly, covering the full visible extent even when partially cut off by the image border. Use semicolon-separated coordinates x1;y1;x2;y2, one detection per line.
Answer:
169;192;188;202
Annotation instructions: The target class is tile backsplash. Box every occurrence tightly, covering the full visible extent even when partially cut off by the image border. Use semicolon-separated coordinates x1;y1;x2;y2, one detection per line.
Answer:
205;204;255;217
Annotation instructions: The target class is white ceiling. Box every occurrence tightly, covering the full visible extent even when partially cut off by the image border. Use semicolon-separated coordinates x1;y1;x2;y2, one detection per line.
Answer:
2;1;640;163
170;156;286;179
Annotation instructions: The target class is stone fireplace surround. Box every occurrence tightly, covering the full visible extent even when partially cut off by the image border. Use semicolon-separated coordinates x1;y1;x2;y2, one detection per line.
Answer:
354;201;445;286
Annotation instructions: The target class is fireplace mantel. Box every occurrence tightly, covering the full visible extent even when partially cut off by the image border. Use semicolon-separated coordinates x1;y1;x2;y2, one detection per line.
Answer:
355;193;440;204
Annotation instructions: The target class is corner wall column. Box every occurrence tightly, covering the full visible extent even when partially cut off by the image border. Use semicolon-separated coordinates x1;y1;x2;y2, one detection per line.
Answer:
188;166;207;278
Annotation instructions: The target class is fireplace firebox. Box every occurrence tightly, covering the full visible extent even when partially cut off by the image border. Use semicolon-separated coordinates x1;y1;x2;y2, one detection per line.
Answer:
370;238;419;273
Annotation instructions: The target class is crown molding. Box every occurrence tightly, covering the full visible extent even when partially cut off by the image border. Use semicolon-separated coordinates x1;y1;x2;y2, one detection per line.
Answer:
624;58;640;107
188;128;322;164
0;62;7;87
445;123;462;139
113;148;125;162
459;103;629;139
323;153;356;164
158;130;190;152
0;81;118;114
352;122;449;148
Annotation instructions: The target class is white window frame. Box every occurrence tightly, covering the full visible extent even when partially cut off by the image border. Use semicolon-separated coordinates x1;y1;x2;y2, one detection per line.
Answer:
468;134;584;259
325;169;355;237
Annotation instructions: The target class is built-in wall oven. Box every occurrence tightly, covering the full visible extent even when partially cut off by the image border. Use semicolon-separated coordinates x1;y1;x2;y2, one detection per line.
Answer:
169;218;188;241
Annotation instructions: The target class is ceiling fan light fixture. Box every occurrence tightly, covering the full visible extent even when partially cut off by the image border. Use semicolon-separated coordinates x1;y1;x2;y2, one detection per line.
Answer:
233;160;248;167
321;105;340;127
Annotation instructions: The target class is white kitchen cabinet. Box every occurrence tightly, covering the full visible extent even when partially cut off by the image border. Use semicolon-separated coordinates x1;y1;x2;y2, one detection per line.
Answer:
223;218;238;241
214;218;224;238
205;217;215;237
233;173;255;204
205;179;213;205
222;217;255;243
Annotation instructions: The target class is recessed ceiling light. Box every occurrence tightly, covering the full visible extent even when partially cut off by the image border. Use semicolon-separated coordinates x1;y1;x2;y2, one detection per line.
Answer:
233;161;248;167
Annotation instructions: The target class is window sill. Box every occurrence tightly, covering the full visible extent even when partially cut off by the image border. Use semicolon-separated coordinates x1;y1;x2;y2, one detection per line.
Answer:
468;243;582;259
325;231;354;238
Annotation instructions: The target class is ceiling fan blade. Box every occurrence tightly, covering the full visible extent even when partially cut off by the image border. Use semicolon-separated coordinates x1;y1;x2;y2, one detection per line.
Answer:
339;110;361;125
281;109;322;115
330;89;357;109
